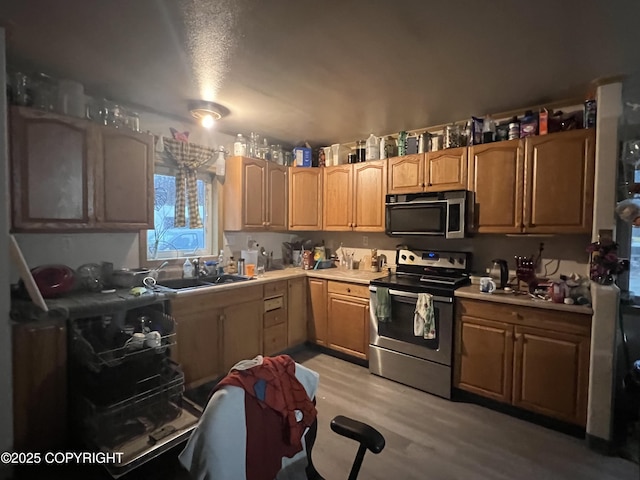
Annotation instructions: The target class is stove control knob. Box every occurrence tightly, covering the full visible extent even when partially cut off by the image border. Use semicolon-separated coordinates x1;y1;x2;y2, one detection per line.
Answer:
409;255;415;261
401;254;407;260
449;257;455;264
457;258;464;264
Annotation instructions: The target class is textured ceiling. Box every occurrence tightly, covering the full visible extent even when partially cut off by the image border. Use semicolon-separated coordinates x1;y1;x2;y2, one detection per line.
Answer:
1;0;640;146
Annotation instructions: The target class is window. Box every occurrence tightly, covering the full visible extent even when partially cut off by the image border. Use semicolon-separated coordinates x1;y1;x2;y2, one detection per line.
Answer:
145;167;215;261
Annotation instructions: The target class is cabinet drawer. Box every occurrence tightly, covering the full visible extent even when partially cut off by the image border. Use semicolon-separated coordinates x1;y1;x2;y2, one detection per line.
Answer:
264;296;285;312
264;323;288;356
327;281;370;299
456;299;591;337
264;281;287;298
264;307;286;328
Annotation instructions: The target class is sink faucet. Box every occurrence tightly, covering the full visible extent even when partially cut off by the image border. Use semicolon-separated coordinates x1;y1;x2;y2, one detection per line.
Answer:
192;257;201;279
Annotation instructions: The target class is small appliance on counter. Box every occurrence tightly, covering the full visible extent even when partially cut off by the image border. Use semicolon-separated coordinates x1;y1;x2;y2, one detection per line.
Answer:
489;259;509;289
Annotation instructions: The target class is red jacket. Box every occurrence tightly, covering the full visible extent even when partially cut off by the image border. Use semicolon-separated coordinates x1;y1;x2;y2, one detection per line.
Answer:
214;355;317;480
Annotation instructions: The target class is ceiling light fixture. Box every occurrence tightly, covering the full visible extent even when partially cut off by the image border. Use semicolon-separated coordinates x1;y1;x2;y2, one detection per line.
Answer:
188;100;229;129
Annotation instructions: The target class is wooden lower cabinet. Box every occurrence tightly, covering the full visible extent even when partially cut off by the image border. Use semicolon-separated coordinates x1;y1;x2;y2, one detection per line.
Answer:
327;293;369;359
308;278;328;345
454;299;591;426
512;325;590;426
171;296;223;389
222;299;263;371
171;285;263;388
13;320;67;450
455;316;513;403
288;277;308;346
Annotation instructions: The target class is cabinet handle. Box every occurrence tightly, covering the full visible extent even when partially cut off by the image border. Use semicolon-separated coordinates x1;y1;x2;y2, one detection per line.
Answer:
347;288;351;293
511;311;521;319
515;333;523;341
505;331;513;339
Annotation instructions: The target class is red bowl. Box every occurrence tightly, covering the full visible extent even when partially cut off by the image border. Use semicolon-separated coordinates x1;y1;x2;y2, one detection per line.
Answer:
30;264;75;298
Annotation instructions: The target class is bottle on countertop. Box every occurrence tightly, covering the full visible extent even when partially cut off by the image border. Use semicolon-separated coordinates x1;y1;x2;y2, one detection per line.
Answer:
217;250;225;275
370;248;379;272
227;256;237;274
183;258;194;278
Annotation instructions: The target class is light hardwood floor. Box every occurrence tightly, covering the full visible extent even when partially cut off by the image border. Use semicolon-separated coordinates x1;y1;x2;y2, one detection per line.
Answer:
294;350;636;480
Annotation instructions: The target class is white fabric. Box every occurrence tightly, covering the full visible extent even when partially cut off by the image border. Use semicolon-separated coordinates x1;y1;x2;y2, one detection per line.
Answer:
413;293;436;339
178;362;319;480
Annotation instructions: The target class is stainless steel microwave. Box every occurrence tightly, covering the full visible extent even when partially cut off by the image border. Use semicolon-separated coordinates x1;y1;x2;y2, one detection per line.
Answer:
385;190;466;239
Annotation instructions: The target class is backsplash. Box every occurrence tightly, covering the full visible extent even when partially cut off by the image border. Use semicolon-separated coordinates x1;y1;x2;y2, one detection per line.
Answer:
301;231;591;279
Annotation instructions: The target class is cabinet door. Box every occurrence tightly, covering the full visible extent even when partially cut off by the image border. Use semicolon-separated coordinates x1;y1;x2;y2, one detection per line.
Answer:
323;165;353;230
523;129;595;233
171;297;223;389
267;163;287;231
289;167;323;230
468;139;524;233
387;154;424;193
222;299;263;370
242;158;267;229
10;107;95;231
353;160;387;232
327;293;369;359
96;127;154;229
512;325;590;426
308;278;327;345
13;321;67;450
288;277;308;346
454;315;513;403
425;147;467;191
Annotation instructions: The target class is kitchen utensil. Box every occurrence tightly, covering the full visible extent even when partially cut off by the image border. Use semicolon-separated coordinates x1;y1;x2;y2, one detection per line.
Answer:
30;264;76;298
489;259;509;289
480;277;496;293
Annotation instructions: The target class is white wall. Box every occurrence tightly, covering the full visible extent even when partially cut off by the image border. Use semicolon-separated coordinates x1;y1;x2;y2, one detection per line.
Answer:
0;28;14;470
12;109;236;280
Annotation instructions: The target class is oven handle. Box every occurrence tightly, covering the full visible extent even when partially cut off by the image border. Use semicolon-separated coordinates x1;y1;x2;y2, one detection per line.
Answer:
369;286;452;304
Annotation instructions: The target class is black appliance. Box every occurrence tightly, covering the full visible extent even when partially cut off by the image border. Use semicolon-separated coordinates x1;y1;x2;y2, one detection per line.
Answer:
369;248;470;398
385;190;467;239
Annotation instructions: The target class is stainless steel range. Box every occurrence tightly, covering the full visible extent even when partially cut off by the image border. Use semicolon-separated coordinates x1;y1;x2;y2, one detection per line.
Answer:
369;248;470;399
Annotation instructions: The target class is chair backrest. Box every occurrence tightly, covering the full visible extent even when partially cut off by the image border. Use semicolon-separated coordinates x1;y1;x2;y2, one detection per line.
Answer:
179;359;319;480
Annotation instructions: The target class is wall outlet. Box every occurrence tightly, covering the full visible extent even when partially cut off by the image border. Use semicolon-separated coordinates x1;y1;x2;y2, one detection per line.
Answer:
362;236;368;247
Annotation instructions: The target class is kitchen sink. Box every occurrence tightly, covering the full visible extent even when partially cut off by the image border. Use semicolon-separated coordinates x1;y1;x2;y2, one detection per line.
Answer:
156;278;216;289
156;274;252;291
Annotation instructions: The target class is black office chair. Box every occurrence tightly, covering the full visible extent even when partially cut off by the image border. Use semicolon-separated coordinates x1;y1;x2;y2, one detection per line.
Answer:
305;414;385;480
178;359;385;480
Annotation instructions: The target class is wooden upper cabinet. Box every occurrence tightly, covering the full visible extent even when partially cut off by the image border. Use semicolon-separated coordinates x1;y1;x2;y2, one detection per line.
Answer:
289;167;323;230
97;127;154;229
323;165;353;230
353;160;386;232
242;158;267;229
425;147;468;191
11;107;95;230
468;139;524;233
388;154;424;193
523;129;595;233
10;106;153;232
224;156;287;231
512;325;590;426
267;163;287;230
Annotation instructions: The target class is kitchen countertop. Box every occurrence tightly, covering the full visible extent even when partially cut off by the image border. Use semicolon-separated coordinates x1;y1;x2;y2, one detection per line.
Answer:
455;285;593;315
167;267;387;297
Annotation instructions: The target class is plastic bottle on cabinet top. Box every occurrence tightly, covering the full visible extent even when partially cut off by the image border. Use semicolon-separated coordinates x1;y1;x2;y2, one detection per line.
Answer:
365;134;379;160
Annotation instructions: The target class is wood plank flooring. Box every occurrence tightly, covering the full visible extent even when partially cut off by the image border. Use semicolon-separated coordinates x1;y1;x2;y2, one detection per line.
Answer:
293;350;637;480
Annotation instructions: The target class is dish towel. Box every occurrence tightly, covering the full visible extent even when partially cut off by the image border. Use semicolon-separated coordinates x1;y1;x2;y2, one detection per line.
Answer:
376;287;391;322
414;293;436;339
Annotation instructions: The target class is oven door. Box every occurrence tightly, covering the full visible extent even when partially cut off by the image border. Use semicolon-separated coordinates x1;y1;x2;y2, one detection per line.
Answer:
369;286;453;366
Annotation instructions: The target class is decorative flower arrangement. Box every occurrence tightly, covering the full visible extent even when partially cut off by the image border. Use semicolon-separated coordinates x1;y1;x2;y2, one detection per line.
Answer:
586;240;629;284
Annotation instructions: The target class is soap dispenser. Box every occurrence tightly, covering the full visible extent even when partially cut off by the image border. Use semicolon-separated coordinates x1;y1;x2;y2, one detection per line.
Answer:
183;258;194;278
